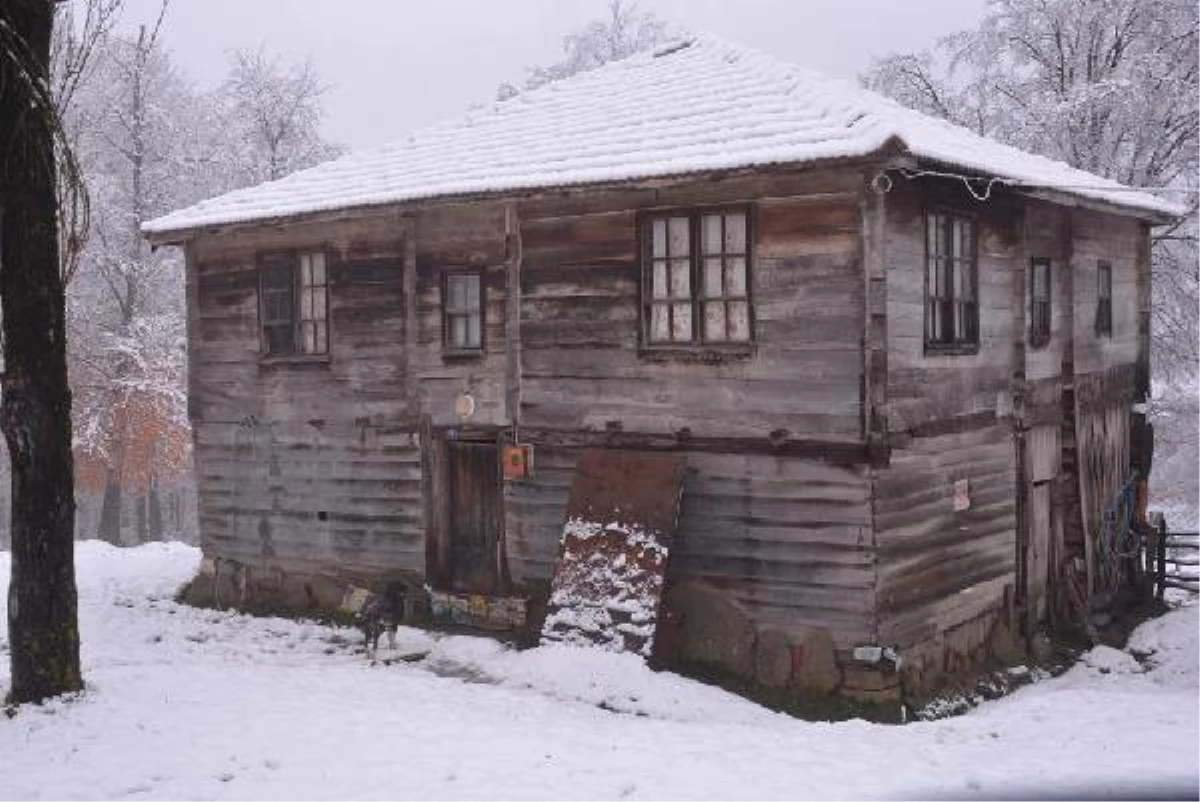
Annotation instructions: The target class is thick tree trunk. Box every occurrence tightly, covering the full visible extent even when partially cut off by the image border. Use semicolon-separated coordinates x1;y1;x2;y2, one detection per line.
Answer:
0;0;84;704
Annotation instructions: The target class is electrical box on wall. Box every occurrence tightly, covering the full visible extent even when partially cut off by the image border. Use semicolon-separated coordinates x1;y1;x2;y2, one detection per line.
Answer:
502;444;533;480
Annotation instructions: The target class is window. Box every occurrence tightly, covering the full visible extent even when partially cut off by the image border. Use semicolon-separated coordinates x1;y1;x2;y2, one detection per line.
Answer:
1095;261;1113;337
443;272;483;352
259;251;328;357
924;211;978;349
643;209;751;346
1029;258;1051;347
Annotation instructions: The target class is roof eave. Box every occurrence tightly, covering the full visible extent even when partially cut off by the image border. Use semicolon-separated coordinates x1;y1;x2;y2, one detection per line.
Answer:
1014;186;1182;226
143;152;897;246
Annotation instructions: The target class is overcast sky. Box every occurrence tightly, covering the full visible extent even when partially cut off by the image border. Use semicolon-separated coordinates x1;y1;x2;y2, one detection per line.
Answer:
116;0;988;151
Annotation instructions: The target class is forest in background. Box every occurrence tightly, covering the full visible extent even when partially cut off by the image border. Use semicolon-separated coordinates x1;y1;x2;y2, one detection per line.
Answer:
0;0;1194;550
0;0;341;548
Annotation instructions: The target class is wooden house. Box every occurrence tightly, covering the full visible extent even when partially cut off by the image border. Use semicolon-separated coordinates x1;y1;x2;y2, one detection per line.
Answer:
144;36;1180;706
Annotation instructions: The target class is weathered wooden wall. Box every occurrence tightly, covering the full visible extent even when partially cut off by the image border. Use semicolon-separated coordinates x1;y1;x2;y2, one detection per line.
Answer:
182;157;1152;675
504;168;877;649
872;178;1021;665
872;178;1149;673
187;204;514;582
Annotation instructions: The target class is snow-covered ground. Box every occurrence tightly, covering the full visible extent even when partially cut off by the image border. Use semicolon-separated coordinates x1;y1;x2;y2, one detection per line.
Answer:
1;542;1197;800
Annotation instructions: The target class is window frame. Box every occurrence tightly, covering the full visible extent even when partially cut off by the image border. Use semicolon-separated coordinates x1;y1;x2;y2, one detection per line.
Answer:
922;208;980;355
638;205;755;352
1029;257;1052;349
257;249;331;362
441;269;486;356
1095;261;1113;338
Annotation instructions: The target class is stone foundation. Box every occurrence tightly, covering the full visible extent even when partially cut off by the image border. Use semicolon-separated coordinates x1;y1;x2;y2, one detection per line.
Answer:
178;559;1028;721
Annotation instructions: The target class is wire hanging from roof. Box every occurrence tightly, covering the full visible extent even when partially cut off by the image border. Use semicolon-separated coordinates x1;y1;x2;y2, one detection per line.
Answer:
872;166;1192;203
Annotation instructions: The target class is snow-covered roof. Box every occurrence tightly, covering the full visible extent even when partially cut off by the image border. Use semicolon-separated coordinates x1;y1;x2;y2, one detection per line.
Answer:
144;34;1181;240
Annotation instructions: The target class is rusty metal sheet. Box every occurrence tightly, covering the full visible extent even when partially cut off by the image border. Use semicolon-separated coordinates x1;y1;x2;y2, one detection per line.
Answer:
540;449;687;657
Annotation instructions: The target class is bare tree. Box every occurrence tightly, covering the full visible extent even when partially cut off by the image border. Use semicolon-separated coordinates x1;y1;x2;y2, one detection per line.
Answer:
863;0;1199;525
863;0;1198;380
0;0;83;704
222;46;341;184
497;0;671;99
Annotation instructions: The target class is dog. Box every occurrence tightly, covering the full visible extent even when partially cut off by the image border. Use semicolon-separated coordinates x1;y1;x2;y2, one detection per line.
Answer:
355;583;405;660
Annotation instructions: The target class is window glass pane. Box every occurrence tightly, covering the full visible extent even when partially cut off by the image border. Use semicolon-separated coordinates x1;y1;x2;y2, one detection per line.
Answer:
955;260;974;301
316;286;328;320
299;321;315;354
953;219;972;259
447;275;466;308
670;258;691;300
726;257;746;296
668;217;690;257
264;262;291;290
724;213;746;253
652;261;668;299
265;324;291;354
300;287;314;321
1032;261;1049;299
264;292;287;321
703;257;723;298
927;300;940;341
650;304;669;342
702;215;722;256
652;219;666;259
316;321;327;353
671;302;691;341
728;301;750;341
451;315;467;348
926;214;939;259
299;255;312;286
467;313;481;348
704;301;726;341
311;252;326;285
465;274;480;308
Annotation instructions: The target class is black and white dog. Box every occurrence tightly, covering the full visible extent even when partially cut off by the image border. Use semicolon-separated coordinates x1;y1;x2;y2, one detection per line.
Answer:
355;583;406;659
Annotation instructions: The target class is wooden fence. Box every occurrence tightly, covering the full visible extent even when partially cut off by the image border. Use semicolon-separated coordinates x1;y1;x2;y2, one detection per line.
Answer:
1147;514;1199;600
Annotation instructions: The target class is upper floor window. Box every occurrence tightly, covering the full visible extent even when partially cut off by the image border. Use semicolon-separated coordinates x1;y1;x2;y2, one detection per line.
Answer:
1029;258;1051;348
259;251;328;357
925;211;978;350
444;271;483;352
643;209;751;347
1095;261;1113;338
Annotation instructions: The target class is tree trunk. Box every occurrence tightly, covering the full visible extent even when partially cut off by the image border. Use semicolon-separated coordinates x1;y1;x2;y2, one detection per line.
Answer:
97;472;122;545
135;492;147;544
0;0;84;704
147;483;164;542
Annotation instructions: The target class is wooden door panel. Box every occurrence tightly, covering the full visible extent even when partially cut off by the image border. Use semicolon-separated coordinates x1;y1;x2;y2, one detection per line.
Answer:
447;442;502;595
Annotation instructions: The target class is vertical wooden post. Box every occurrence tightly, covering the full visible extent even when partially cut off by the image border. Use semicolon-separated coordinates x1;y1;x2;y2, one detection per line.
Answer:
504;203;523;427
1155;514;1167;603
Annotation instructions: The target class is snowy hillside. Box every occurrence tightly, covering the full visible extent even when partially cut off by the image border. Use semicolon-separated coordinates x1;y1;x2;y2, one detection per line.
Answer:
1;542;1196;800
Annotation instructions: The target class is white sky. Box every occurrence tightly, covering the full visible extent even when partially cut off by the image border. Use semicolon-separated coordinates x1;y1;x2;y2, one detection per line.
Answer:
115;0;989;151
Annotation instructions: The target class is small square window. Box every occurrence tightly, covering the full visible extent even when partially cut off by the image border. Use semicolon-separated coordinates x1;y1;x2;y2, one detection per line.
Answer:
444;272;483;352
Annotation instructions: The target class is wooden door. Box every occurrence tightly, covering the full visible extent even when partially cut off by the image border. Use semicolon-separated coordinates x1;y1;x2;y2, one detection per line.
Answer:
446;441;503;595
